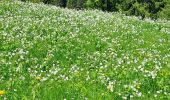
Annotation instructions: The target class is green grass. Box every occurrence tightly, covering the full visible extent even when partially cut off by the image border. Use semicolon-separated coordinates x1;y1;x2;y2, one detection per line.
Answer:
0;1;170;100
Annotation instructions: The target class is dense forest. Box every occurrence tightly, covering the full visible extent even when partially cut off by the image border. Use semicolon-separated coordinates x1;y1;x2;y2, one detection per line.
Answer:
20;0;170;19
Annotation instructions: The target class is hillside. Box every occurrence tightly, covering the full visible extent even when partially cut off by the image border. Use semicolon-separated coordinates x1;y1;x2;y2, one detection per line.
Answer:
0;1;170;99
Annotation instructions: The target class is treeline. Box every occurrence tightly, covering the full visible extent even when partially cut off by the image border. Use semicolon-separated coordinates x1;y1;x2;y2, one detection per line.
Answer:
21;0;170;19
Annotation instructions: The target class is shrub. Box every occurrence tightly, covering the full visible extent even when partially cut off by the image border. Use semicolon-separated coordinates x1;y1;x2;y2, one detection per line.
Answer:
67;0;77;8
158;0;170;19
76;0;86;9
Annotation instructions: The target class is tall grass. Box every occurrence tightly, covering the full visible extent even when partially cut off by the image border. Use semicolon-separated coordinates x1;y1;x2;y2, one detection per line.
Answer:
0;1;170;99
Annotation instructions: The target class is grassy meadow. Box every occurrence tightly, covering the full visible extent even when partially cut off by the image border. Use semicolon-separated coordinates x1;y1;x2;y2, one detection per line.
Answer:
0;1;170;100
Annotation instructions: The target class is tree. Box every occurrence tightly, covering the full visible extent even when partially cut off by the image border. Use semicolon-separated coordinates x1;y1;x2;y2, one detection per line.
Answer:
106;0;120;11
67;0;77;8
20;0;169;19
85;0;95;9
158;0;170;19
117;0;165;19
53;0;67;7
76;0;86;9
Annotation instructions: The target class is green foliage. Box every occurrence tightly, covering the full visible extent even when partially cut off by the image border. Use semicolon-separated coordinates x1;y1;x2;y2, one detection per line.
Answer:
117;0;165;19
67;0;77;8
21;0;43;3
158;0;170;19
1;1;170;99
51;0;67;7
85;0;108;10
76;0;86;9
19;0;170;19
85;0;94;8
84;0;167;19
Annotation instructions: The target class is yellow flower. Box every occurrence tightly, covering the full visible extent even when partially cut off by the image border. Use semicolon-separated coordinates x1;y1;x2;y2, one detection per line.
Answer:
0;90;6;95
36;76;42;80
136;85;140;89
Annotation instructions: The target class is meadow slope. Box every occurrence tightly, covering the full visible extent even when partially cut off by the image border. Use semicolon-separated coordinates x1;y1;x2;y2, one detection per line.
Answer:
0;1;170;100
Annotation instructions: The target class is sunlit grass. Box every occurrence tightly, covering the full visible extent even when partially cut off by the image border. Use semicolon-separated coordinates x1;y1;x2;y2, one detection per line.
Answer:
0;1;170;100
